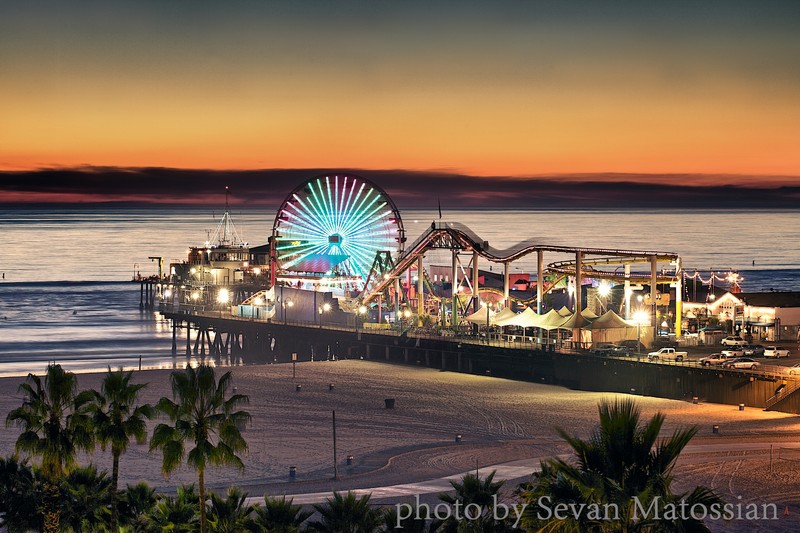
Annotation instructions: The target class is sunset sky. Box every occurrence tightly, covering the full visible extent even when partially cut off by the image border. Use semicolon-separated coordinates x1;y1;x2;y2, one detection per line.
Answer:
1;1;799;204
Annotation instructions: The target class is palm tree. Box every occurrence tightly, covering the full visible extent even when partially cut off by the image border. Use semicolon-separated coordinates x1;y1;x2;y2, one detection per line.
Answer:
118;481;158;532
438;471;511;532
60;464;112;532
207;486;256;532
5;363;94;533
252;495;312;533
519;398;721;532
90;366;155;532
307;491;384;533
150;364;251;533
0;456;40;533
145;484;201;532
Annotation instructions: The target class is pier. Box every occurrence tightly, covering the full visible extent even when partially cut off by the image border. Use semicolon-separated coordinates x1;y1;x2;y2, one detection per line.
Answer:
159;306;800;414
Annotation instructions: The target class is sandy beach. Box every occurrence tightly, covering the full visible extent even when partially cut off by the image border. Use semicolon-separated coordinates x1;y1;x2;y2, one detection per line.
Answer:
2;359;800;530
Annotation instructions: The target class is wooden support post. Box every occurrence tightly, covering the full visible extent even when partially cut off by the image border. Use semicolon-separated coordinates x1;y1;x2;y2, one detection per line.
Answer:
171;320;177;356
185;322;191;356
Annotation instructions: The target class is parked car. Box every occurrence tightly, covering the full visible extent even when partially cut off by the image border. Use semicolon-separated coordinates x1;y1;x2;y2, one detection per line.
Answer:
610;345;633;357
591;343;616;356
764;346;790;358
699;353;734;366
743;344;765;357
722;357;761;370
721;348;745;358
721;336;746;347
619;340;644;353
647;347;688;362
787;363;800;376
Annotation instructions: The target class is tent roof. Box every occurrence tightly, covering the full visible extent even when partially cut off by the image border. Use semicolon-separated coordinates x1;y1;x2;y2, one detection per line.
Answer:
491;307;517;326
586;310;637;330
581;308;598;319
556;312;592;330
464;306;496;325
538;309;569;330
287;253;349;273
556;306;573;317
496;307;539;327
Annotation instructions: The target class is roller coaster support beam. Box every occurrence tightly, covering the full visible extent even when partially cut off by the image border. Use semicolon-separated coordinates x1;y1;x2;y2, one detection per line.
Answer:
472;251;480;314
504;262;510;307
452;250;459;327
573;251;583;344
536;251;543;314
675;257;683;338
417;256;424;326
394;277;401;320
624;263;631;320
651;255;658;342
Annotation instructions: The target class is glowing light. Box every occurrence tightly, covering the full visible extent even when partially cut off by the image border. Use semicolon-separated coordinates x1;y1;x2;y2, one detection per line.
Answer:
358;305;368;314
254;297;263;306
403;309;411;318
191;292;199;301
322;302;331;312
274;176;402;291
217;289;230;304
286;300;294;307
163;290;172;298
243;261;249;268
598;281;612;298
190;267;197;274
632;310;649;325
253;267;261;275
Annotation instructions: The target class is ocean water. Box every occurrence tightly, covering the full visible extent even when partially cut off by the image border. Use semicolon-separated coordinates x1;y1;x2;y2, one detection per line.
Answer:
1;207;798;377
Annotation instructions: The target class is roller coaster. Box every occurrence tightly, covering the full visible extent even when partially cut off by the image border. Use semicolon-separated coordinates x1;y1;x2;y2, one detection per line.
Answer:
362;221;680;305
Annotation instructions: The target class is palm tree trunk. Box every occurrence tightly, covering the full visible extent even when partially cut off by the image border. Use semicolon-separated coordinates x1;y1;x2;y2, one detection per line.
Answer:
111;450;120;532
199;466;207;533
42;480;60;533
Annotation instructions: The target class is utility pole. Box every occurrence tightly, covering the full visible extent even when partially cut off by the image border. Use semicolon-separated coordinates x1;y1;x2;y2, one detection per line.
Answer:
332;410;339;480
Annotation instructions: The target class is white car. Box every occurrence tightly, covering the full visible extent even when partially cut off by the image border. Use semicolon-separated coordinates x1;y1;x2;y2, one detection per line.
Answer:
721;348;744;358
720;336;746;347
764;346;790;358
722;357;761;370
787;363;800;376
700;353;735;366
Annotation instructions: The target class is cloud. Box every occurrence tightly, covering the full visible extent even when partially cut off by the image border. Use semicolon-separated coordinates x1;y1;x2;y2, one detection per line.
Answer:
1;166;799;209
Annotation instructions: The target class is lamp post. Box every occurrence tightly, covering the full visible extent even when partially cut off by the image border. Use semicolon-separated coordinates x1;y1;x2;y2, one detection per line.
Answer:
357;305;367;335
253;297;263;319
633;310;649;356
216;288;229;317
283;298;293;324
319;302;331;328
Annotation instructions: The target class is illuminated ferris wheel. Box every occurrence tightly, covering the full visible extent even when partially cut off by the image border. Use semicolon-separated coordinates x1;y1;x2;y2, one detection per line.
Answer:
272;175;405;292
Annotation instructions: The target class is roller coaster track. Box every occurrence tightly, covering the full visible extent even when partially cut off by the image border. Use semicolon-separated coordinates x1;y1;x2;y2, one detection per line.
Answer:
362;221;680;304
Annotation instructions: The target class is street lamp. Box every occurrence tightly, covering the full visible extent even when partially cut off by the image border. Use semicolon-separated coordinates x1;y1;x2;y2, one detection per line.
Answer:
633;310;649;355
598;281;611;313
283;298;293;324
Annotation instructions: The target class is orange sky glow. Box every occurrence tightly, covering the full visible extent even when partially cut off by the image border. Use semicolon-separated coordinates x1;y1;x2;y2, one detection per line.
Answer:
1;2;799;186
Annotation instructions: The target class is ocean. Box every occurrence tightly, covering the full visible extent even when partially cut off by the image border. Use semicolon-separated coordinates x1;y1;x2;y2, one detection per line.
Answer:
1;207;798;377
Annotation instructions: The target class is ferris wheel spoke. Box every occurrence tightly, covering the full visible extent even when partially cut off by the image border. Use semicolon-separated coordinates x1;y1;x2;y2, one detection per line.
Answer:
342;204;391;238
289;194;332;236
339;189;381;236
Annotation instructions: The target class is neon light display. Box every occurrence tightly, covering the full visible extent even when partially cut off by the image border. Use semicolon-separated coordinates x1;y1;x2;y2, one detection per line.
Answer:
272;175;404;291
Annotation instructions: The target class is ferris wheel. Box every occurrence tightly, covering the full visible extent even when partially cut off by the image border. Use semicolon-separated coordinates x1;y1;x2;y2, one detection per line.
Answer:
272;175;405;292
